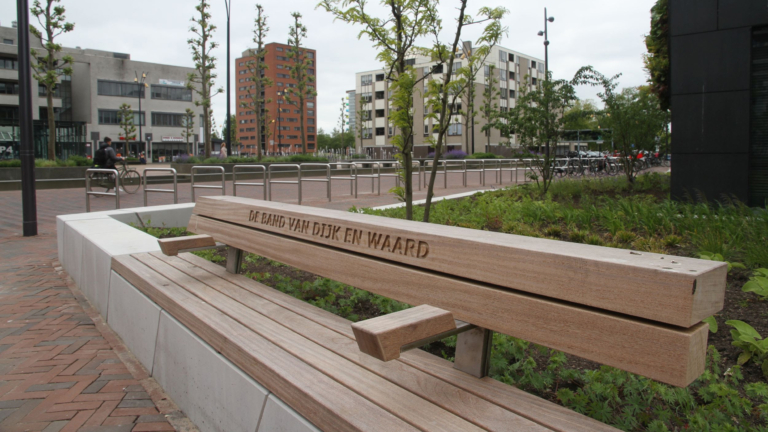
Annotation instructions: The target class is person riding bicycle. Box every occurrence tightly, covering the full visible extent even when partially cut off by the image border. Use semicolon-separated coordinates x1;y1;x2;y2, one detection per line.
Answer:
93;137;124;192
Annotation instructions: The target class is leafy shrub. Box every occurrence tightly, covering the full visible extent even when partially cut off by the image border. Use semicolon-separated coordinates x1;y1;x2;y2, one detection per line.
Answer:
350;154;368;159
742;268;768;301
585;234;604;246
726;320;768;377
699;252;747;273
68;155;94;166
445;150;468;159
466;152;498;159
0;159;21;167
615;230;636;243
569;230;587;243
663;234;682;247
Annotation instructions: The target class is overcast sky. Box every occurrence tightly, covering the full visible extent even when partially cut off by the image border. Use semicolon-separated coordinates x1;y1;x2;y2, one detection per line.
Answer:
4;0;656;133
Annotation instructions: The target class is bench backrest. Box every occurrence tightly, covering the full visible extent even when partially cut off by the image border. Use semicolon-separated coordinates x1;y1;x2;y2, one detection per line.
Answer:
188;196;727;387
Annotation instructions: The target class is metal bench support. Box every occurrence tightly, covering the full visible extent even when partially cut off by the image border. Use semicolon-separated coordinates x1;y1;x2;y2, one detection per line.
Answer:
226;246;244;274
453;327;493;378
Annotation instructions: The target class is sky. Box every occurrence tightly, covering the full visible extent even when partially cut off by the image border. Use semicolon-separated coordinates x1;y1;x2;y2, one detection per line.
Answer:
4;0;657;134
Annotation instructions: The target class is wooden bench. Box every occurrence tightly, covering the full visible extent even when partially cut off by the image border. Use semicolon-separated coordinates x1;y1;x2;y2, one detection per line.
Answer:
112;195;727;431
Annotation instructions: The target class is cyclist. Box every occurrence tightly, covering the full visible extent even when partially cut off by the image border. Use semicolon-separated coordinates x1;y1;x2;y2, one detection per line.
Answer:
93;137;124;192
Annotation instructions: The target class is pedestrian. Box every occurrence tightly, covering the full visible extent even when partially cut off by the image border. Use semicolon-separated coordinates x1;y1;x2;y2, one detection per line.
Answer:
220;143;228;158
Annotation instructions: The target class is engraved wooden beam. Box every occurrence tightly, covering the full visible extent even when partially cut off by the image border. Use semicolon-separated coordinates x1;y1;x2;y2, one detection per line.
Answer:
158;235;217;256
352;305;468;362
190;196;727;328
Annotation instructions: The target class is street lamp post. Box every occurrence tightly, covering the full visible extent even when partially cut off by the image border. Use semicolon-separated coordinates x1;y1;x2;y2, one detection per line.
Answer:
224;0;232;155
460;41;476;155
133;72;148;158
538;8;554;158
17;0;37;236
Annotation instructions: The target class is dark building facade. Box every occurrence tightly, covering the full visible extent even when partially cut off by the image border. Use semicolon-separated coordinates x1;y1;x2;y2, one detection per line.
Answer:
670;0;768;205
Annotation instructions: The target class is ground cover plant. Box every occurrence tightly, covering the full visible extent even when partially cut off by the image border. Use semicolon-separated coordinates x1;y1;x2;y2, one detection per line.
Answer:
140;174;768;430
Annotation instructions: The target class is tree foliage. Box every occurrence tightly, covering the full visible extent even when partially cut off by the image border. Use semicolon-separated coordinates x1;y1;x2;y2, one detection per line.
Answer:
479;64;500;150
117;103;136;154
240;4;272;161
187;0;223;158
644;0;670;111
30;0;75;160
562;100;600;131
285;12;317;155
181;108;195;155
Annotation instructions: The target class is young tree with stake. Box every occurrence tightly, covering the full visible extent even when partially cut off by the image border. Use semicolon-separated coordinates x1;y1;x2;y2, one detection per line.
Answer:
181;108;195;155
30;0;74;161
187;0;223;158
241;4;272;161
479;64;500;151
117;103;136;157
285;13;317;155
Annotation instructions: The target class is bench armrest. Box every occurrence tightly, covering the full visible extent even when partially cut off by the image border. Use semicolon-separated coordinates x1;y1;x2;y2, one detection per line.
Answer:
158;235;217;256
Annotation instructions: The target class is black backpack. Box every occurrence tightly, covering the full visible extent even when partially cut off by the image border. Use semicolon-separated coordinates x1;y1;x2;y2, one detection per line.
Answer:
94;147;107;166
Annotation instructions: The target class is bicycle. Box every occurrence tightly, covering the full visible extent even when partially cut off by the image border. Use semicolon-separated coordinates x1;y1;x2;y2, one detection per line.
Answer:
96;161;141;194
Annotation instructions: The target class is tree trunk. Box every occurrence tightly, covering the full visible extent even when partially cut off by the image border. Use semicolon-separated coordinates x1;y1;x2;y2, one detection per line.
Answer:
47;91;55;160
422;144;443;223
299;96;306;154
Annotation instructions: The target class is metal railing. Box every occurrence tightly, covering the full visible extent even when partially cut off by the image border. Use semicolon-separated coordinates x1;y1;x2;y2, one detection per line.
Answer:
389;161;422;191
300;163;332;202
330;162;358;198
422;160;446;189
85;168;119;212
354;161;382;196
444;160;467;188
233;165;267;200
268;164;301;204
499;159;518;185
191;166;226;202
465;160;485;186
143;168;178;206
482;159;501;184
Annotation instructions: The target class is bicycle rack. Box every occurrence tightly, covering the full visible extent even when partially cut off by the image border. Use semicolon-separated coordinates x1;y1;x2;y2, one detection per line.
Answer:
499;159;517;185
482;159;501;184
465;160;485;186
330;162;358;198
191;166;226;203
233;165;267;200
354;161;381;196
522;159;534;183
268;164;302;204
422;160;446;189
85;168;120;213
444;160;467;188
300;163;332;202
143;168;178;207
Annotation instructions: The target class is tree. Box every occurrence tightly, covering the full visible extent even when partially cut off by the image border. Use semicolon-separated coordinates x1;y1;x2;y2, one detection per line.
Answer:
356;92;366;154
459;45;478;154
562;99;600;131
479;64;500;152
320;0;440;220
644;0;670;111
422;5;507;222
117;103;136;157
241;4;272;161
187;0;223;158
30;0;74;161
495;72;578;195
222;115;240;154
181;108;195;155
285;12;317;155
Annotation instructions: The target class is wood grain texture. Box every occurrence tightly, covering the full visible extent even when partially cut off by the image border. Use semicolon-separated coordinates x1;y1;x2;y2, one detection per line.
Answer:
111;254;418;432
191;196;726;327
157;234;215;256
189;215;709;387
131;253;490;432
176;252;619;432
152;252;552;432
352;305;456;361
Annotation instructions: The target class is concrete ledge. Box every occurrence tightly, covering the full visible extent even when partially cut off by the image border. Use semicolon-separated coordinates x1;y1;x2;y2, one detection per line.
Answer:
258;395;321;432
107;271;162;372
153;311;269;432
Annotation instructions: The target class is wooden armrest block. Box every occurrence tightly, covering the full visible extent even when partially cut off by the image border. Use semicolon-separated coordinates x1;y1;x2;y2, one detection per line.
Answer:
352;305;456;361
158;235;216;256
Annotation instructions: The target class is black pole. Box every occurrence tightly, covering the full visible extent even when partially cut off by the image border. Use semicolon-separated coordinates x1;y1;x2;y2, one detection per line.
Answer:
225;0;231;155
17;0;37;237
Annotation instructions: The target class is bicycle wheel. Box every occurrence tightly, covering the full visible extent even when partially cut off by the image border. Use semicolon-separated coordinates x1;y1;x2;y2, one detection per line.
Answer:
120;170;141;194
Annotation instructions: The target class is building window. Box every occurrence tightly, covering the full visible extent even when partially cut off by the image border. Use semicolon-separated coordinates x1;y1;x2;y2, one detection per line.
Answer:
285;118;298;123
151;112;185;127
2;39;13;45
375;91;385;100
307;102;315;108
276;47;283;52
531;60;537;69
509;71;515;80
361;74;373;85
375;109;385;118
151;85;192;102
499;50;506;62
508;53;515;62
276;56;289;61
362;110;372;120
375;73;385;82
307;52;314;59
0;81;19;95
277;73;290;78
509;89;516;99
452;61;462;72
361;92;372;103
500;88;507;98
308;118;315;125
424;124;429;136
447;123;462;136
0;106;19;120
484;65;490;77
362;128;372;139
388;126;394;136
98;109;145;126
308;127;315;132
307;110;314;116
532;77;537;85
375;127;385;136
97;80;145;98
0;56;18;70
308;68;315;75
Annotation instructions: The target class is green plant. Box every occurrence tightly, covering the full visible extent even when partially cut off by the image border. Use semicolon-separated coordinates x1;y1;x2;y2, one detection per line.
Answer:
698;252;746;273
466;152;498;159
702;315;718;333
0;159;21;167
663;234;681;248
569;230;587;243
726;320;768;378
742;269;768;301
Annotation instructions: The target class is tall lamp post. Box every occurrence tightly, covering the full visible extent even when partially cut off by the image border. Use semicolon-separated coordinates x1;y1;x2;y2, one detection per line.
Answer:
133;72;148;158
537;8;554;157
460;41;476;155
224;0;232;154
17;0;37;236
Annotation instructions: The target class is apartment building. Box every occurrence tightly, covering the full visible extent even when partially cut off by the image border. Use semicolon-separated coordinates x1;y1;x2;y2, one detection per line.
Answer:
235;43;317;155
346;89;356;132
0;23;203;162
353;44;544;157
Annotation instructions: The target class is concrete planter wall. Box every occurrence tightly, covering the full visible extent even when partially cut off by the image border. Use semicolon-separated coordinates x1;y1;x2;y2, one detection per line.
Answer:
0;167;91;191
57;204;319;432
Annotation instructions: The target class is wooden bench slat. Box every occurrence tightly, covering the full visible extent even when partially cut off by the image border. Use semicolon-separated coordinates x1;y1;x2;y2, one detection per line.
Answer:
111;254;419;432
157;234;216;256
189;214;708;387
176;252;620;432
192;196;726;328
130;253;495;432
154;252;559;432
